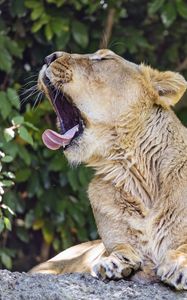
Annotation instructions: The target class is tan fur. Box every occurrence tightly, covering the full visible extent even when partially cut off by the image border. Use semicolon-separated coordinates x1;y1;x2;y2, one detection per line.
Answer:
30;240;105;274
32;49;187;289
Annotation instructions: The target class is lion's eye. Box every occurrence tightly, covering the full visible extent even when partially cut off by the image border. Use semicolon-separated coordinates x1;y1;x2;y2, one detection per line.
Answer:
91;56;111;62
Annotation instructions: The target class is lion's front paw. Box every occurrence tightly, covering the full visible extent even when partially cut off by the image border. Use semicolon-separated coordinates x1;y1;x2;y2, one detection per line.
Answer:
91;256;132;280
157;248;187;290
91;245;141;280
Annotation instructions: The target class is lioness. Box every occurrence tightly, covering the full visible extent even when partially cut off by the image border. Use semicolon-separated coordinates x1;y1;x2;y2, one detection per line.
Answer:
31;49;187;290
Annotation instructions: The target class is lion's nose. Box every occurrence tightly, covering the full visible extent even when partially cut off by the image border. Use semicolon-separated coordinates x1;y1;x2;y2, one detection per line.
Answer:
44;53;57;66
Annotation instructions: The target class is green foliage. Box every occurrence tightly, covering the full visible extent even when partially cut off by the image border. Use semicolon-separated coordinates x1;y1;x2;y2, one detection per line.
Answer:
0;0;187;271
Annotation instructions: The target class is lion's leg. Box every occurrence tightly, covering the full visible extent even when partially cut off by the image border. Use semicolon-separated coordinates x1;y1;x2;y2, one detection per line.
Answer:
157;244;187;290
91;243;142;280
30;240;106;275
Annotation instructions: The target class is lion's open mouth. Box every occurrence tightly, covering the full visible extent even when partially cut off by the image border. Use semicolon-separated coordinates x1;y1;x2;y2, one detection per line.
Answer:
42;76;84;150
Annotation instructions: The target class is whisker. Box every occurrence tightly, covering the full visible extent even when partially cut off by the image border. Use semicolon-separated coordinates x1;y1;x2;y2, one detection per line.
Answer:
37;92;44;107
24;74;38;81
32;91;43;111
21;80;38;89
53;86;61;105
20;88;39;106
20;84;38;96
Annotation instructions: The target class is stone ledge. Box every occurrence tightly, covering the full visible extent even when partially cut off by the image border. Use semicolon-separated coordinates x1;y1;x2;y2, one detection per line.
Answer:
0;270;186;300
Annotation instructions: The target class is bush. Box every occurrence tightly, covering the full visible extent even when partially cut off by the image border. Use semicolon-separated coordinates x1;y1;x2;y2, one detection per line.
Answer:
0;0;187;270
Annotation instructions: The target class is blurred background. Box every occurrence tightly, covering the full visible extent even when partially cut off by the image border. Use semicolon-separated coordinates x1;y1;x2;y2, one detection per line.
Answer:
0;0;187;271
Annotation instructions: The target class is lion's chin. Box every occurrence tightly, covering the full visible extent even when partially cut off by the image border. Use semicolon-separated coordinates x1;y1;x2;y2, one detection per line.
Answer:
63;138;90;165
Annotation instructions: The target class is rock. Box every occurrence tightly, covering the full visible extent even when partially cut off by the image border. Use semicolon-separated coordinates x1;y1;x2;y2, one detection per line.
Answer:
0;270;186;300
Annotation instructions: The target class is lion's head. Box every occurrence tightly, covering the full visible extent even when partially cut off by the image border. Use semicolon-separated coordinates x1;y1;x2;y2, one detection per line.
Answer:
38;49;187;164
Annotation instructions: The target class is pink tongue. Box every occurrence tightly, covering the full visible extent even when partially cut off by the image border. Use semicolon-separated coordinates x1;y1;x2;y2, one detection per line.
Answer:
42;125;79;150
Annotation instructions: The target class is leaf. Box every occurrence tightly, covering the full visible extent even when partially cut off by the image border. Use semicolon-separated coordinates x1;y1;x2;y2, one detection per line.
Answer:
1;204;14;215
5;38;22;58
1;180;14;187
52;238;60;251
4;217;12;231
67;170;80;192
31;5;44;21
32;21;44;32
31;15;49;33
48;155;66;171
18;126;33;145
2;143;18;159
15;168;31;182
1;252;12;269
25;0;42;9
32;218;44;230
77;226;88;241
0;218;4;233
72;21;89;48
4;128;15;142
0;91;11;119
176;0;187;19
161;3;177;27
7;88;20;110
17;145;31;165
0;17;6;34
51;18;69;36
47;0;65;7
0;47;12;72
16;227;29;243
12;116;24;125
0;248;16;258
2;171;15;179
148;0;165;15
71;208;85;226
78;167;90;186
11;0;26;17
45;23;53;41
55;31;70;49
23;121;38;131
42;224;54;244
27;172;42;197
25;210;35;229
1;156;14;163
3;191;17;213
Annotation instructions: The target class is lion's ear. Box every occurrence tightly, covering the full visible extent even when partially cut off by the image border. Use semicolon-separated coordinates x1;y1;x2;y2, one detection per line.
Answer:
141;65;187;108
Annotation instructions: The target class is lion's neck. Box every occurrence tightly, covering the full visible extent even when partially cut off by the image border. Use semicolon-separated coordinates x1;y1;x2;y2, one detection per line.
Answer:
88;105;184;208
